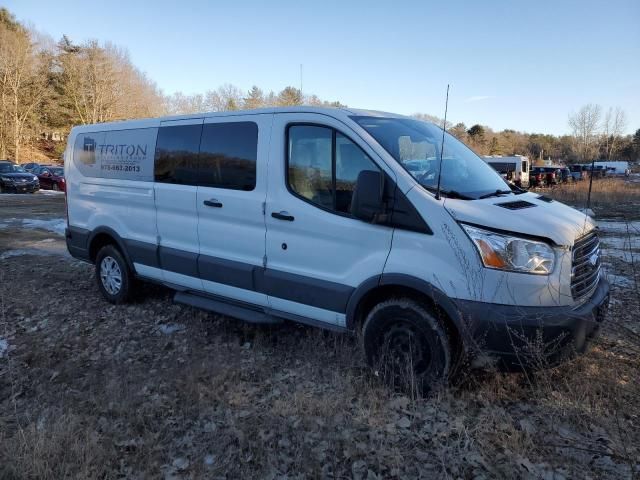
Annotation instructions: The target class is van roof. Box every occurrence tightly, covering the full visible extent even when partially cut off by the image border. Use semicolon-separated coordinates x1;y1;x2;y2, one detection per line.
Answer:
69;106;410;134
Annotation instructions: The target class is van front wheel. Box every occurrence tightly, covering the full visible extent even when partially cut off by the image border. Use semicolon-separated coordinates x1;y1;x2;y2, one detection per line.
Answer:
362;298;451;395
95;245;134;304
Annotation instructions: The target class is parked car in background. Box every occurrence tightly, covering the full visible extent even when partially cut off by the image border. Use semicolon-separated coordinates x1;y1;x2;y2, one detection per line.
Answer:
569;165;585;181
529;167;545;187
35;165;66;191
530;167;561;186
0;160;40;193
482;156;530;188
559;167;573;183
22;162;41;173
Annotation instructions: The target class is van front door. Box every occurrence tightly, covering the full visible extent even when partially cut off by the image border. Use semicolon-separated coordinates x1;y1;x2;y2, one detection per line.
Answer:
196;114;272;306
263;114;394;327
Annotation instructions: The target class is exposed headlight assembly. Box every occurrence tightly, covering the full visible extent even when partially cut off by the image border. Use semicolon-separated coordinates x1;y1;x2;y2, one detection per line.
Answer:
461;224;555;275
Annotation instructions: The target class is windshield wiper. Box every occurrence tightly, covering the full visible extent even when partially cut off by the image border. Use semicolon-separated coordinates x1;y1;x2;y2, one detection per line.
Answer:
478;189;513;199
423;185;474;200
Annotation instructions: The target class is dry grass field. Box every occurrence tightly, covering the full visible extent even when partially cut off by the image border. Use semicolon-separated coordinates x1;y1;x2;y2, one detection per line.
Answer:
0;180;639;479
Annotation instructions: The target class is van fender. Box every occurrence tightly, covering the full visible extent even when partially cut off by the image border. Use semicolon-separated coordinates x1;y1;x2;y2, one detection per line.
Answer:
88;226;135;270
345;273;467;342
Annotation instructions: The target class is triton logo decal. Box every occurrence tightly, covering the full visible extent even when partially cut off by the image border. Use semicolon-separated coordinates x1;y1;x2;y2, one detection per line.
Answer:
97;144;148;157
82;137;97;165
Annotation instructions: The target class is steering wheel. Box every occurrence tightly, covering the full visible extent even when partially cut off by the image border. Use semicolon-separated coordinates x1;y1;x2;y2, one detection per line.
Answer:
416;168;438;184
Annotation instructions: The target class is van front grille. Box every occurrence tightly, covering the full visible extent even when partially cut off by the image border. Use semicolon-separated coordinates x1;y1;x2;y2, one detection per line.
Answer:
571;230;600;301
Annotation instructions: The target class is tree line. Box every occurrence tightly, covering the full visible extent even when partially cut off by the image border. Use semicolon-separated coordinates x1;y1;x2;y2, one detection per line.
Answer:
1;8;638;164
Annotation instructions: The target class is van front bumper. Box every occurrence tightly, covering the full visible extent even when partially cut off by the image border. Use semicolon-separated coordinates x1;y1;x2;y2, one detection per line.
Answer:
456;277;610;369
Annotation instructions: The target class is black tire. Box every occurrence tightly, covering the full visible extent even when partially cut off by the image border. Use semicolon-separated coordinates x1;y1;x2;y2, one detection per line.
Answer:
362;298;451;395
95;244;134;304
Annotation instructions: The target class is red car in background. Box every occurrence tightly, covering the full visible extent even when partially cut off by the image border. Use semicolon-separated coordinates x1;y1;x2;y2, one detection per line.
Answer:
35;165;66;191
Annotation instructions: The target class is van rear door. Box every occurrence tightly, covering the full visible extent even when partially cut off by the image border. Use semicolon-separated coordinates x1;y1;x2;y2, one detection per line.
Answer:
196;114;273;306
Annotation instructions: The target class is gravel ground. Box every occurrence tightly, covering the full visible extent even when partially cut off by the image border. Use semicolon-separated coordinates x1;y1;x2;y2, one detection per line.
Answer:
0;192;638;479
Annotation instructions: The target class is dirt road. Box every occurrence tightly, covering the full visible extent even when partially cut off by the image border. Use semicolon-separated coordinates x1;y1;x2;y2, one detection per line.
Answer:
1;192;638;478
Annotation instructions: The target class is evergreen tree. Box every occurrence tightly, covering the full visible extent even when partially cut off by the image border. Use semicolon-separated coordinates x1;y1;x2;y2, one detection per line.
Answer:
243;86;264;109
277;86;302;106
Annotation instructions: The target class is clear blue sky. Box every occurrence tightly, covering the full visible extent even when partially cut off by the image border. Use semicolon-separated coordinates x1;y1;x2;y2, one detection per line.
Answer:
5;0;639;135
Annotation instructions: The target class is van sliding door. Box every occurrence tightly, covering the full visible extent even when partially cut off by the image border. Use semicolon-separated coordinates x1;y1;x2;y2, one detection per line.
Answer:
154;118;204;290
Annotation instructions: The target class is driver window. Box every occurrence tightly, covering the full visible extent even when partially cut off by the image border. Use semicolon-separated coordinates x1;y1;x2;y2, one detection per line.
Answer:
288;126;332;210
288;125;380;215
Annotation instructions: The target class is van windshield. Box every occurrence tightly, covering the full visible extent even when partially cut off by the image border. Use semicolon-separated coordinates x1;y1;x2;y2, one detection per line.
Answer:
352;116;511;200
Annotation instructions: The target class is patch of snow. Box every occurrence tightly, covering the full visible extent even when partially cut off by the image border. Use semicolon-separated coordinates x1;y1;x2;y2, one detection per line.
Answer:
597;220;640;234
158;323;186;335
578;208;595;217
600;235;638;250
21;218;66;236
0;248;54;260
602;248;637;263
0;338;8;358
36;190;65;195
605;274;635;289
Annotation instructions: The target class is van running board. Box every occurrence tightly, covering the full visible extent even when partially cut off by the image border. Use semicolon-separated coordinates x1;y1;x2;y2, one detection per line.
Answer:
173;291;282;324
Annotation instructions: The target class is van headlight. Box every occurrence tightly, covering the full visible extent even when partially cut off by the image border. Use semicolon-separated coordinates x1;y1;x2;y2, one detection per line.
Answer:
1;176;13;183
461;224;555;274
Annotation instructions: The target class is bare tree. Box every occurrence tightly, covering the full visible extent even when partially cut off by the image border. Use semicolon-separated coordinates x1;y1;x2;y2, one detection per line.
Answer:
204;84;243;112
0;21;50;161
568;104;602;162
59;40;163;125
602;107;628;160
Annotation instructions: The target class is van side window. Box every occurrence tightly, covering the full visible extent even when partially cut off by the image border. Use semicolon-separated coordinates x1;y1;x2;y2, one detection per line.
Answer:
154;124;203;185
199;122;258;190
288;125;380;215
288;126;333;210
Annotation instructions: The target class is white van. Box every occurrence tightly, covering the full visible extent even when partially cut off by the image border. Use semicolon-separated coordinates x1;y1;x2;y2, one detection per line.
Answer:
482;155;530;188
64;107;609;391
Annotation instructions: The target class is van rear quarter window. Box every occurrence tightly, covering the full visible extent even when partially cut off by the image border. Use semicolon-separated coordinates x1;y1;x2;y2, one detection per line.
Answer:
154;124;203;185
73;128;157;181
154;121;258;190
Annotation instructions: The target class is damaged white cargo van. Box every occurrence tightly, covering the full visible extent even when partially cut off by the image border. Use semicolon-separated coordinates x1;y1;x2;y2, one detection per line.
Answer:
64;107;609;391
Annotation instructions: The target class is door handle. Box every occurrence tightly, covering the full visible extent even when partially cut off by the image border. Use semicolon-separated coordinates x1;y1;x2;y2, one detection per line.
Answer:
271;211;295;221
203;199;223;208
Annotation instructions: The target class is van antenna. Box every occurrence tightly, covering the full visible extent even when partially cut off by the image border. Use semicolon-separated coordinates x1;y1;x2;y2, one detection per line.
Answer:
300;64;303;100
435;84;450;201
585;156;597;214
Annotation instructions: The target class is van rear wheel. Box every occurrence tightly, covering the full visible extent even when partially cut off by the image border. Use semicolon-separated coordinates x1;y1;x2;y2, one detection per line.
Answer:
95;245;134;304
362;298;451;395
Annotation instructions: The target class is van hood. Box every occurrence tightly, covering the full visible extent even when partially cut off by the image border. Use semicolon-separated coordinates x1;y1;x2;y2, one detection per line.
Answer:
443;192;596;246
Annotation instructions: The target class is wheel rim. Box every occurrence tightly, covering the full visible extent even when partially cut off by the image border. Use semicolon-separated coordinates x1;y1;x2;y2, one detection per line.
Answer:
380;322;432;384
100;256;122;295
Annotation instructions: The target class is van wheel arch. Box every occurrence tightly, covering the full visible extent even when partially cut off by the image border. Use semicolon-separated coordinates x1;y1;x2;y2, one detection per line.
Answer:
348;276;466;365
88;228;133;270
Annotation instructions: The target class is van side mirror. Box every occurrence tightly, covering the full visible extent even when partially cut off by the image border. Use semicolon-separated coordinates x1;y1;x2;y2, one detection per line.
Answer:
351;170;385;222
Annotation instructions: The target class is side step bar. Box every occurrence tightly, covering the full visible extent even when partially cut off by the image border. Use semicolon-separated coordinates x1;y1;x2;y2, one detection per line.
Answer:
174;291;282;325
